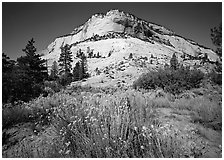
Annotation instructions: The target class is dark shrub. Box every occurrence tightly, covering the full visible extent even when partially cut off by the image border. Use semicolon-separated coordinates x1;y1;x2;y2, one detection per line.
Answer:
59;73;73;86
44;81;62;93
208;70;222;85
133;66;204;95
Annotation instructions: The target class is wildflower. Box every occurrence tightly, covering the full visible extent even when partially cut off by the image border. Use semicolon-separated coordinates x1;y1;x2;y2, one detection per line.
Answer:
65;150;71;154
134;126;138;131
65;141;71;146
142;126;147;131
68;123;72;127
141;146;144;149
59;150;63;154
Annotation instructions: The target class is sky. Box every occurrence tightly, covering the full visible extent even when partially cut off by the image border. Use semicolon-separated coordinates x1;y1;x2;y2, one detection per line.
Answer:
2;2;222;60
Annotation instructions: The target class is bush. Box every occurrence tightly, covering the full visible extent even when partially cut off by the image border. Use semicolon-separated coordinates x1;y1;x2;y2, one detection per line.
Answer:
58;73;73;86
44;81;62;93
208;70;222;85
133;67;204;95
2;102;47;130
2;103;32;129
2;95;55;130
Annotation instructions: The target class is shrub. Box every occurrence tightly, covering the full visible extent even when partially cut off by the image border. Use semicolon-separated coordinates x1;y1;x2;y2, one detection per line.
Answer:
2;103;32;129
44;81;62;93
58;73;73;86
2;95;55;130
208;70;222;85
170;53;179;70
133;67;204;95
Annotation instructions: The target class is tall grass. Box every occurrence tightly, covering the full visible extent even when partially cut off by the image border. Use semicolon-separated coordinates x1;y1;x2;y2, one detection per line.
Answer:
3;88;218;157
32;89;191;157
174;96;222;130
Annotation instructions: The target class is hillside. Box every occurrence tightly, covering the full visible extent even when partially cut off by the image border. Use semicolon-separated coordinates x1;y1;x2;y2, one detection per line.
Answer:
40;9;220;87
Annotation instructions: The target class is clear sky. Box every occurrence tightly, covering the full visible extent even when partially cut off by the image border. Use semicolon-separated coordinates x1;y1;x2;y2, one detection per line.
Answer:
2;2;222;60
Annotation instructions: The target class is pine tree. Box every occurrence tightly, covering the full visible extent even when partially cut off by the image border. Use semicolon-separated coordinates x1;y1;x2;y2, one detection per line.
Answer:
17;38;48;83
170;53;179;70
77;48;83;58
87;46;91;58
73;62;81;81
151;54;154;58
96;52;101;58
50;61;59;80
88;50;93;58
2;53;16;103
58;44;73;75
129;53;133;59
2;53;15;73
14;38;48;101
95;67;101;75
87;47;94;58
108;51;112;57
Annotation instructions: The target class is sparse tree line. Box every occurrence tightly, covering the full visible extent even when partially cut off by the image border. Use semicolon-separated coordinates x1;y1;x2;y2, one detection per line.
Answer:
49;44;89;86
70;32;129;47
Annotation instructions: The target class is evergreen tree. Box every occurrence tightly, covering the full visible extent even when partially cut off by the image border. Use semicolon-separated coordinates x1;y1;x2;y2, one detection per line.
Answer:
49;61;59;80
151;54;154;58
129;53;133;59
108;51;112;57
2;53;15;73
77;48;83;58
170;53;179;70
95;67;101;75
88;50;93;58
87;46;92;58
211;23;222;58
2;53;16;103
17;38;48;83
4;38;48;102
73;62;81;81
96;52;101;58
16;38;48;100
58;44;73;75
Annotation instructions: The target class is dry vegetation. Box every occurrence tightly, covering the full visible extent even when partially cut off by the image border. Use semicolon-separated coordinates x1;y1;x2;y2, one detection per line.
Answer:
2;84;222;158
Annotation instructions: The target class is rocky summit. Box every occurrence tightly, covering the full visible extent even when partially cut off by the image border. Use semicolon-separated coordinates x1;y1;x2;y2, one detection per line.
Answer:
40;9;220;88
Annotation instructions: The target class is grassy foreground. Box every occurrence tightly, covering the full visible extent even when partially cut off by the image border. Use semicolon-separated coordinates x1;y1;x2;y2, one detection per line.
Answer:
2;85;222;158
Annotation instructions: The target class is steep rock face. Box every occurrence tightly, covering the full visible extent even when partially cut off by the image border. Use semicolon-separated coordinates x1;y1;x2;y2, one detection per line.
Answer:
42;10;218;61
41;10;174;55
41;9;220;87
